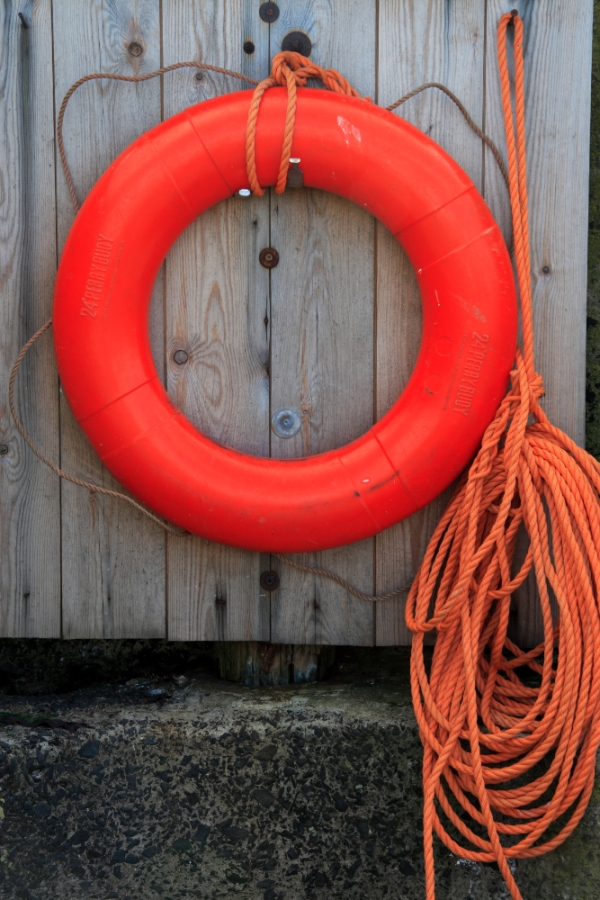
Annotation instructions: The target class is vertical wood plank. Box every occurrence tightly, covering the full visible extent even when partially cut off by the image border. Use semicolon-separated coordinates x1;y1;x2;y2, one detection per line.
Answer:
0;0;61;637
375;0;487;645
269;0;378;647
485;0;593;645
54;0;165;638
164;1;271;642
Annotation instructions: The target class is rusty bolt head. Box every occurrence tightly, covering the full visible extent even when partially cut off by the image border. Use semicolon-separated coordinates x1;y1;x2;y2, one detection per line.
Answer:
260;570;280;592
243;40;256;55
281;31;312;57
128;42;144;57
173;349;189;365
0;443;8;456
259;2;280;22
259;247;279;269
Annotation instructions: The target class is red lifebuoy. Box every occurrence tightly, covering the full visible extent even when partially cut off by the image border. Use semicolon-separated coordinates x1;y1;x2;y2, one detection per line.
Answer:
53;89;517;552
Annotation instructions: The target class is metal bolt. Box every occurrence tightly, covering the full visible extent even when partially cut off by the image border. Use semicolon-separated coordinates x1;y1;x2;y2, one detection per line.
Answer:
259;247;279;269
259;2;280;22
281;31;312;57
272;408;301;438
260;570;280;591
195;71;204;82
243;40;255;54
542;265;550;274
173;349;189;365
128;42;143;57
0;443;8;456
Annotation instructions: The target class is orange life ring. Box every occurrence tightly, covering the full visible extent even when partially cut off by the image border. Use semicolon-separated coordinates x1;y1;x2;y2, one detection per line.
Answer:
53;89;517;552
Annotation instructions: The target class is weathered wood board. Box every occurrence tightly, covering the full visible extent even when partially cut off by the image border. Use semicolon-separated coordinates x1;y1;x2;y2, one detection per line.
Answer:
0;0;592;644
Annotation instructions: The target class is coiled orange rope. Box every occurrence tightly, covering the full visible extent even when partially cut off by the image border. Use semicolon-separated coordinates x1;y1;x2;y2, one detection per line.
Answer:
405;13;600;900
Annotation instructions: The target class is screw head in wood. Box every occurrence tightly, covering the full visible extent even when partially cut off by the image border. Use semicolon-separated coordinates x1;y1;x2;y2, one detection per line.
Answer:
128;42;144;57
281;31;312;57
243;40;256;54
259;2;280;22
0;443;8;456
272;408;301;438
259;247;279;268
260;570;280;591
173;350;189;365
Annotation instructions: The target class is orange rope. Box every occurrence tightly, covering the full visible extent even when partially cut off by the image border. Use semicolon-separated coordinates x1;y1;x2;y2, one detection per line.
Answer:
405;13;600;900
245;51;367;195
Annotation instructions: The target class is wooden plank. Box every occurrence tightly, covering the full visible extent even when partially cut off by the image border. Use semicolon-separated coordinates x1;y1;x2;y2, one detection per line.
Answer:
164;0;271;642
485;0;593;646
0;1;61;637
269;0;378;647
375;0;488;645
54;0;165;638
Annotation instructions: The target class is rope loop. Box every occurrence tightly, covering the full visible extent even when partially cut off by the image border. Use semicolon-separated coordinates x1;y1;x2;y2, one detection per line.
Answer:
245;51;369;196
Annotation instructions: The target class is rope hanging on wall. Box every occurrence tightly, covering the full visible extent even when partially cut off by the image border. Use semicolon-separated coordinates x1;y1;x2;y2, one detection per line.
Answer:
406;13;600;900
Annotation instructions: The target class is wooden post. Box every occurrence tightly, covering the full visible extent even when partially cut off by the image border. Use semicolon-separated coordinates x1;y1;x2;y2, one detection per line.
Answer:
216;642;336;686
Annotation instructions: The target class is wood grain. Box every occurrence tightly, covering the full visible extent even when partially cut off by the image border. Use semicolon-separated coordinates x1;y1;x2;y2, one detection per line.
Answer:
0;0;61;637
374;0;488;644
269;0;378;647
485;0;593;646
54;0;165;638
164;0;271;642
0;0;591;645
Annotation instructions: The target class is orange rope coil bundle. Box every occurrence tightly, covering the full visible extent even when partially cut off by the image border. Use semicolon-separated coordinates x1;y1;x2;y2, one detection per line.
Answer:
406;14;600;900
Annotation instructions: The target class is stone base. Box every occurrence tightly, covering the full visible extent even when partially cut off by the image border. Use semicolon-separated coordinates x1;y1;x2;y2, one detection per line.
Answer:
1;667;600;899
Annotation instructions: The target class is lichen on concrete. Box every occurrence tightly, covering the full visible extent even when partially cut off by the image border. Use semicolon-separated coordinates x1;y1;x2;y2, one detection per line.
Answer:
0;673;599;900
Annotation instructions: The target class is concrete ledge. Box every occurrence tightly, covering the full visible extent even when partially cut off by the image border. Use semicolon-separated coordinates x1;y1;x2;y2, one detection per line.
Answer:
1;670;600;899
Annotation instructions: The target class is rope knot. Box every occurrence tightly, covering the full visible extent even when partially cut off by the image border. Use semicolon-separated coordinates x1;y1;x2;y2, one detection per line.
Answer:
245;54;366;196
270;51;364;98
509;361;545;407
529;372;545;400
